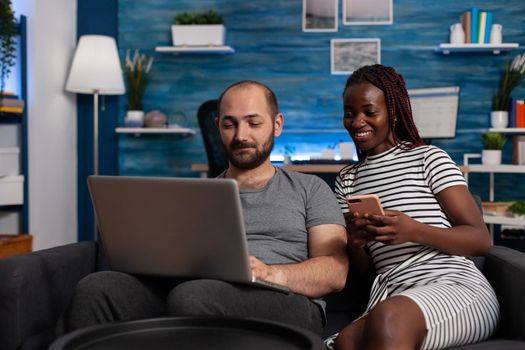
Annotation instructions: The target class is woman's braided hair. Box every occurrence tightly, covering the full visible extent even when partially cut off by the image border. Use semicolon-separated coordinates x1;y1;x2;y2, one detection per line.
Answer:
343;64;424;161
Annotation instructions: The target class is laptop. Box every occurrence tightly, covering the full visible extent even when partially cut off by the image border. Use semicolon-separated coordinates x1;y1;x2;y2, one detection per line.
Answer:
87;175;289;293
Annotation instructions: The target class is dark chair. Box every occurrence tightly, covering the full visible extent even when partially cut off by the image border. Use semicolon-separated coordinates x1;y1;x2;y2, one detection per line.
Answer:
197;99;228;177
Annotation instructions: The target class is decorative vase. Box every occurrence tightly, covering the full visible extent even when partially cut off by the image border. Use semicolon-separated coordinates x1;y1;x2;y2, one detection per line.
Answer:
482;149;502;165
144;110;167;128
124;110;144;127
490;111;508;129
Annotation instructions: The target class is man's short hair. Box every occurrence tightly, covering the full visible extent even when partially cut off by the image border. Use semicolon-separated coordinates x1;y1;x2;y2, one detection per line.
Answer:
217;80;279;118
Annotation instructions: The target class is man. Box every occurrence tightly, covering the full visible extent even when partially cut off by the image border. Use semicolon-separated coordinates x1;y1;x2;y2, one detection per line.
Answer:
60;80;348;335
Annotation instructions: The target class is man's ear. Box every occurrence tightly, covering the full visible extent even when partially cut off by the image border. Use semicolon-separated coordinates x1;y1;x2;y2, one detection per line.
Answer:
274;113;284;137
214;116;219;128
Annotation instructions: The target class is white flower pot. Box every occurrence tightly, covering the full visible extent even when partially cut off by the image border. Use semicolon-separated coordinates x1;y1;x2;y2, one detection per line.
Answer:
171;24;225;46
482;149;502;165
490;111;508;129
124;110;144;127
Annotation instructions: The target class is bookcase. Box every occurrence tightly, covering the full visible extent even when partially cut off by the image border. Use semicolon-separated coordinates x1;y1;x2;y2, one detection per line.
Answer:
0;16;28;234
462;152;525;248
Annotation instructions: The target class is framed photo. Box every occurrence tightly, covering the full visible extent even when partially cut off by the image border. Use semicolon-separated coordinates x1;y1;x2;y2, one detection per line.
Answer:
303;0;338;32
343;0;393;25
331;39;381;75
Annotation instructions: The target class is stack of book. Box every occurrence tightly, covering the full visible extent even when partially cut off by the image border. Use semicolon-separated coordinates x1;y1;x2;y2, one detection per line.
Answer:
460;7;494;44
508;97;525;128
0;92;25;114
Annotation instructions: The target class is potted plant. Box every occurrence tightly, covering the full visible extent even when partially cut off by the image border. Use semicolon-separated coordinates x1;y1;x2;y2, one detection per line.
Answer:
123;49;153;127
508;200;525;218
171;10;225;47
491;53;525;128
0;0;17;102
481;131;506;165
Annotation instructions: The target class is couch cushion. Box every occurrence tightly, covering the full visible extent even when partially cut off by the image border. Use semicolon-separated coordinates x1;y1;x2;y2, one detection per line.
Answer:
483;245;525;341
0;241;98;350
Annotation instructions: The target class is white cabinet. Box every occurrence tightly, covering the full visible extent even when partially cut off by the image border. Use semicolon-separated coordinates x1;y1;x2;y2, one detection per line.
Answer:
0;176;24;206
0;148;20;176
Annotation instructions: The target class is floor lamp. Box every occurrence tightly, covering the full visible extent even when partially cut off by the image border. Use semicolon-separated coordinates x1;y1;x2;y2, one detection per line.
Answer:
65;35;125;239
65;35;125;175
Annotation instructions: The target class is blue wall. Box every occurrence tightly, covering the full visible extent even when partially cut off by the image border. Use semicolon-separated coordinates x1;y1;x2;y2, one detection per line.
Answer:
77;0;119;241
116;0;525;202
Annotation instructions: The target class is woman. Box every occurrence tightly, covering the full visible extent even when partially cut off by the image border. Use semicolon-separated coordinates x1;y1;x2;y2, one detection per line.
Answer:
328;64;499;350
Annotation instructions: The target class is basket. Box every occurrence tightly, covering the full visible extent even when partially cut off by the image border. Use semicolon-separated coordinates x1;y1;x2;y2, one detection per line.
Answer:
482;202;514;216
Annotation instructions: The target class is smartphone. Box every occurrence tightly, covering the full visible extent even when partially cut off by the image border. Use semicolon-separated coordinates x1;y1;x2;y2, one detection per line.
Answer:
347;194;384;215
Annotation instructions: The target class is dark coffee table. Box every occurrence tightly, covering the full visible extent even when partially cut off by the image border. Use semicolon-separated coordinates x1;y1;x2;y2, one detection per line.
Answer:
50;317;325;350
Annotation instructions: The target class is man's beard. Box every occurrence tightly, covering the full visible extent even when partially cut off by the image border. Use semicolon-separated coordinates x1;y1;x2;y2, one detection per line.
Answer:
224;134;274;170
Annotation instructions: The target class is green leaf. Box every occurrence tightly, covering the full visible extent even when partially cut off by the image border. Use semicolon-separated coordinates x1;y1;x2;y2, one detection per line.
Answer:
492;54;525;111
481;132;507;150
0;0;17;97
173;9;224;25
508;200;525;216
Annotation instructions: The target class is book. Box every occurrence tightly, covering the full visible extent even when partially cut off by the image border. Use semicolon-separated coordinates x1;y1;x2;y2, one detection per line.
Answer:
0;99;24;108
0;94;19;100
509;96;517;128
513;135;525;165
471;7;479;44
516;100;525;128
484;11;493;43
461;11;471;44
0;106;23;113
478;11;487;44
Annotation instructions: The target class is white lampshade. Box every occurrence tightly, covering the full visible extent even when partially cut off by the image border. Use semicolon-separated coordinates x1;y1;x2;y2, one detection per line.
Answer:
65;35;125;95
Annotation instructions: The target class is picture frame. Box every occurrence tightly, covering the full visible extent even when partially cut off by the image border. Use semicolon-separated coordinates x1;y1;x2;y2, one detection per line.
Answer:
343;0;393;26
331;38;381;75
302;0;338;32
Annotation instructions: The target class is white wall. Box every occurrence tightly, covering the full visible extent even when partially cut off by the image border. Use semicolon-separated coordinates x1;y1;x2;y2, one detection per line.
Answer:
12;0;78;250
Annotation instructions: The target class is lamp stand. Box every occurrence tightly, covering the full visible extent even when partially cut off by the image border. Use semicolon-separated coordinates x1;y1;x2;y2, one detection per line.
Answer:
93;90;99;175
93;90;100;240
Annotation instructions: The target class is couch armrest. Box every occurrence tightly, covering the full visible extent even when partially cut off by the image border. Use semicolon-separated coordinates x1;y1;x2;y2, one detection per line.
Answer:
0;241;98;350
484;245;525;341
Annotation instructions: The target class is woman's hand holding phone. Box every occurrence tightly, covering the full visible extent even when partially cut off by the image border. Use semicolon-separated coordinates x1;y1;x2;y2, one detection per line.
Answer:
363;210;421;245
346;194;385;246
346;194;421;245
344;211;374;247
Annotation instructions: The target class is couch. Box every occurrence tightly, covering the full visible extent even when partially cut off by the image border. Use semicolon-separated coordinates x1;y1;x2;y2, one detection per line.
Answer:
1;242;524;350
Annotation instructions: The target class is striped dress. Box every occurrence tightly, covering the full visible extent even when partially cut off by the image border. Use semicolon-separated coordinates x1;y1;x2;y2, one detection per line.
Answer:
330;144;499;350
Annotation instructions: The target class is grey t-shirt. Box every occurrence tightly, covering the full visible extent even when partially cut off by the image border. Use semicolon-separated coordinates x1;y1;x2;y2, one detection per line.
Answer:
239;167;345;265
